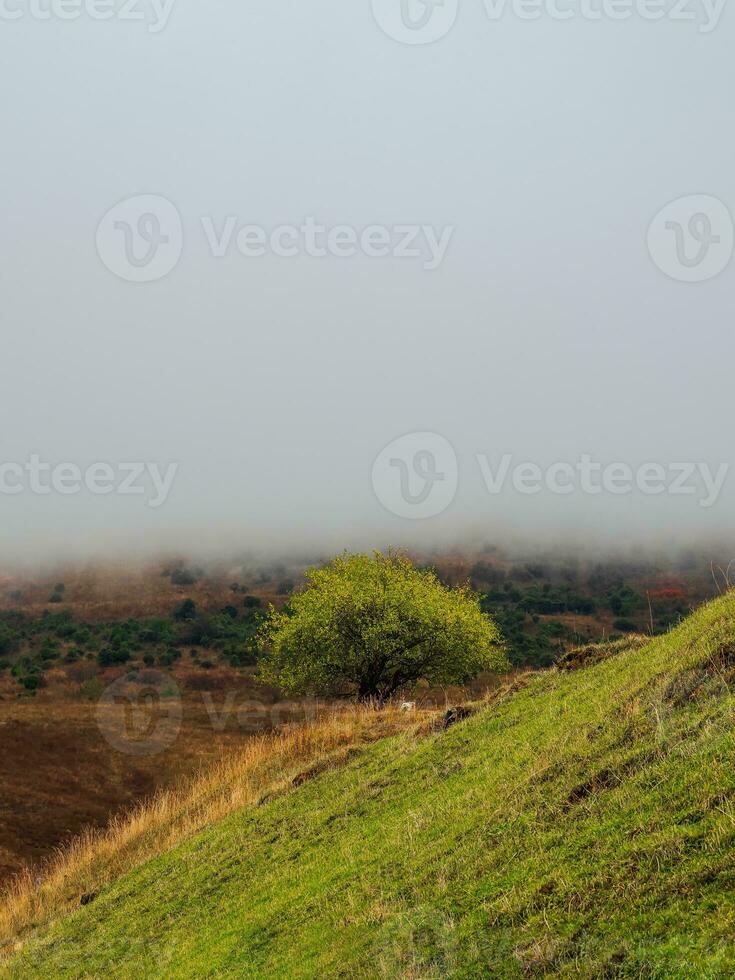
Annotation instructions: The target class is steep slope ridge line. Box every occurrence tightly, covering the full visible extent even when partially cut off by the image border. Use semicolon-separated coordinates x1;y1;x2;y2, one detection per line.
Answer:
0;704;437;952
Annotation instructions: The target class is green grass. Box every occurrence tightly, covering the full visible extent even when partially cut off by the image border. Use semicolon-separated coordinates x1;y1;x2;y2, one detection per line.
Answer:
5;594;735;978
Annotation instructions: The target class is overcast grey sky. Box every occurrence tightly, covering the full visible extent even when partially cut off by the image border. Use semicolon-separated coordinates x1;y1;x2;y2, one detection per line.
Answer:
1;1;734;562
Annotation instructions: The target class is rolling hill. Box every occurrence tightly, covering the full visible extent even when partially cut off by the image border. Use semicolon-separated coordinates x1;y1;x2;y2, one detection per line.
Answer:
3;593;735;977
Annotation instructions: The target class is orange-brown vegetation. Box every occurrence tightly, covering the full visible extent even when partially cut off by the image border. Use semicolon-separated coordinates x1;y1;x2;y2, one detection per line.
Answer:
0;560;287;622
0;669;310;885
0;701;441;954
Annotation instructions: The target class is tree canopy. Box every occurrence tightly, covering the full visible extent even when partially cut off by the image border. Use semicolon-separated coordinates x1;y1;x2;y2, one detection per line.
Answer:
258;552;507;699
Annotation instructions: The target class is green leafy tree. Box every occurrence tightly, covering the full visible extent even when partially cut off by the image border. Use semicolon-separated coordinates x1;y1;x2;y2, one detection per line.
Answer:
259;552;507;699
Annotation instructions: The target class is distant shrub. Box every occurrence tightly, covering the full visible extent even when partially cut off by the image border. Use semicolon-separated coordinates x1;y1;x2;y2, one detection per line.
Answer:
170;569;197;587
139;620;174;644
177;614;211;646
225;645;259;668
48;594;63;604
143;653;155;667
0;623;18;657
608;585;643;617
613;618;638;633
40;637;60;661
242;596;262;609
221;605;238;620
173;599;197;622
541;620;568;638
98;647;131;667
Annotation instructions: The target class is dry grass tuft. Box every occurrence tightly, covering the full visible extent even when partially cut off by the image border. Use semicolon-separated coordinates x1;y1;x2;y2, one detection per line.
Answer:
0;702;436;956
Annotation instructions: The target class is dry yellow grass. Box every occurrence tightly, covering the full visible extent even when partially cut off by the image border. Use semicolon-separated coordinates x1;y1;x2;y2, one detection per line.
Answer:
0;702;436;956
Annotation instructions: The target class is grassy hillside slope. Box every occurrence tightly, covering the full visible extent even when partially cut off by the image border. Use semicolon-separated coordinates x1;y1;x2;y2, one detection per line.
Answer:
4;595;735;978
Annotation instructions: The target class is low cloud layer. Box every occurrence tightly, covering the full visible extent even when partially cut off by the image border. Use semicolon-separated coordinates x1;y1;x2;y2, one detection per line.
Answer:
1;4;732;564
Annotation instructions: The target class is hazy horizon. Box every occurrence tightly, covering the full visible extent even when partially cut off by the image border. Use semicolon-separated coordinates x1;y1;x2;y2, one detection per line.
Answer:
2;2;733;563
